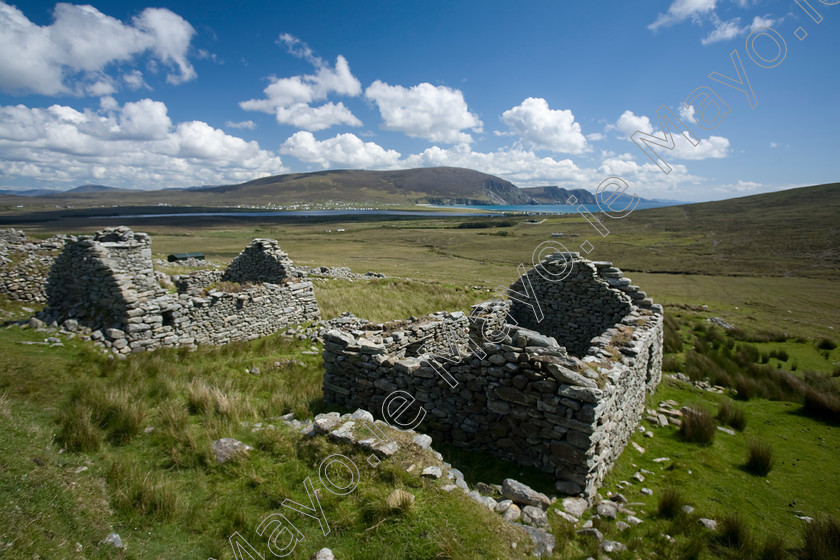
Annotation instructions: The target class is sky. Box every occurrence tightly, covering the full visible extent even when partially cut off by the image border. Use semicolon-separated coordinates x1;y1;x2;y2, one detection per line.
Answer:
0;0;837;202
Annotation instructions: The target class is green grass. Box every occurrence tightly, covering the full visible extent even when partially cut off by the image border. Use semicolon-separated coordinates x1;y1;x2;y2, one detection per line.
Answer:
0;326;548;560
314;277;490;323
597;377;840;556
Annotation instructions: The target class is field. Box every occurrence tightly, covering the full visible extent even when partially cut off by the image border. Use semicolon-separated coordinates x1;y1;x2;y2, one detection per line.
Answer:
0;184;838;559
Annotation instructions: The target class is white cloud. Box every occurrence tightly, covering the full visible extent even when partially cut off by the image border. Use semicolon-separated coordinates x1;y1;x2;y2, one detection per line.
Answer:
402;145;591;187
586;132;605;142
0;2;196;96
701;14;778;45
240;35;362;131
610;109;729;160
702;18;743;44
0;99;286;188
500;97;589;154
750;15;777;31
280;131;401;168
365;81;483;144
226;120;256;130
612;110;654;137
648;0;717;31
272;102;361;131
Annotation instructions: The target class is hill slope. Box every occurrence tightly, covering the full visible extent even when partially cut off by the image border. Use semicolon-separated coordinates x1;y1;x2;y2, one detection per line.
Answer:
0;167;539;208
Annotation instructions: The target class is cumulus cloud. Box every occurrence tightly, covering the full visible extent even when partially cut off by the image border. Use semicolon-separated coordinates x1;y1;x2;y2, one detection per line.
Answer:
365;81;483;144
612;110;654;137
648;0;717;31
402;145;591;186
0;2;196;96
0;99;286;189
280;131;401;169
500;98;589;154
610;109;729;160
240;34;362;131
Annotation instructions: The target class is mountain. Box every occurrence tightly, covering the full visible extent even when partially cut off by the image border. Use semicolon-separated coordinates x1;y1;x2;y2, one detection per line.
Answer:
0;188;59;197
520;186;596;204
191;167;534;205
54;184;128;195
0;167;658;209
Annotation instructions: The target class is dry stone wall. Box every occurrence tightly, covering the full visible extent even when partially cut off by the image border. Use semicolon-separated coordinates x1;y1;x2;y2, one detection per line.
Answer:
41;227;320;353
0;229;67;303
322;254;663;499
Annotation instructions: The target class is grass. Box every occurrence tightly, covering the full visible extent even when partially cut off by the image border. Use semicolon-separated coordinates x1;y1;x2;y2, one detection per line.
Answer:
679;406;716;445
718;398;748;431
599;376;840;558
0;184;838;558
801;515;840;560
313;277;489;323
657;487;687;519
0;324;550;559
745;440;776;477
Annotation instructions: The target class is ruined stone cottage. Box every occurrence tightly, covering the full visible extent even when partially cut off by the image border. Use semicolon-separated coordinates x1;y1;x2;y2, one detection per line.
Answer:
44;227;319;353
321;254;663;499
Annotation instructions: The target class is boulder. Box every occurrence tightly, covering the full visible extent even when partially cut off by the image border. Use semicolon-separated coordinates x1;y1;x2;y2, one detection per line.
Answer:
502;478;551;509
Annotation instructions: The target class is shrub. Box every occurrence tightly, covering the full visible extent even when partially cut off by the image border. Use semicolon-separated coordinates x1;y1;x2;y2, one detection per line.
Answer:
717;399;747;431
745;440;775;477
679;407;716;445
657;487;685;519
800;515;840;560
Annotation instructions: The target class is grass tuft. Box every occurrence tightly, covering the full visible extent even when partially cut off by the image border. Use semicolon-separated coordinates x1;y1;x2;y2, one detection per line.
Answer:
800;515;840;560
57;402;102;452
717;513;754;551
745;439;775;477
679;407;716;445
717;398;747;431
759;534;788;560
657;487;686;519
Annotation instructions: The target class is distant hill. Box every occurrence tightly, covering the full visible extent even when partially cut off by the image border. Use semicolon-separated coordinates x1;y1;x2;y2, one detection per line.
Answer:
520;186;595;204
193;167;535;205
0;167;657;209
55;184;128;195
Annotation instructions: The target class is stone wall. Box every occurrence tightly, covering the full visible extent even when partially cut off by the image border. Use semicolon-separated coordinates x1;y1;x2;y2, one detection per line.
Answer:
321;254;663;499
221;238;293;284
508;256;653;357
0;229;66;303
41;227;320;353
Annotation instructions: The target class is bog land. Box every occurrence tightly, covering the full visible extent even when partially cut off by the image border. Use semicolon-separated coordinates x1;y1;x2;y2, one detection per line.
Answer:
0;180;838;559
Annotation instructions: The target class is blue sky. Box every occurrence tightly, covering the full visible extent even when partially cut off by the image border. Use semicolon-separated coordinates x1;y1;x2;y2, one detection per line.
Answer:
0;0;837;201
